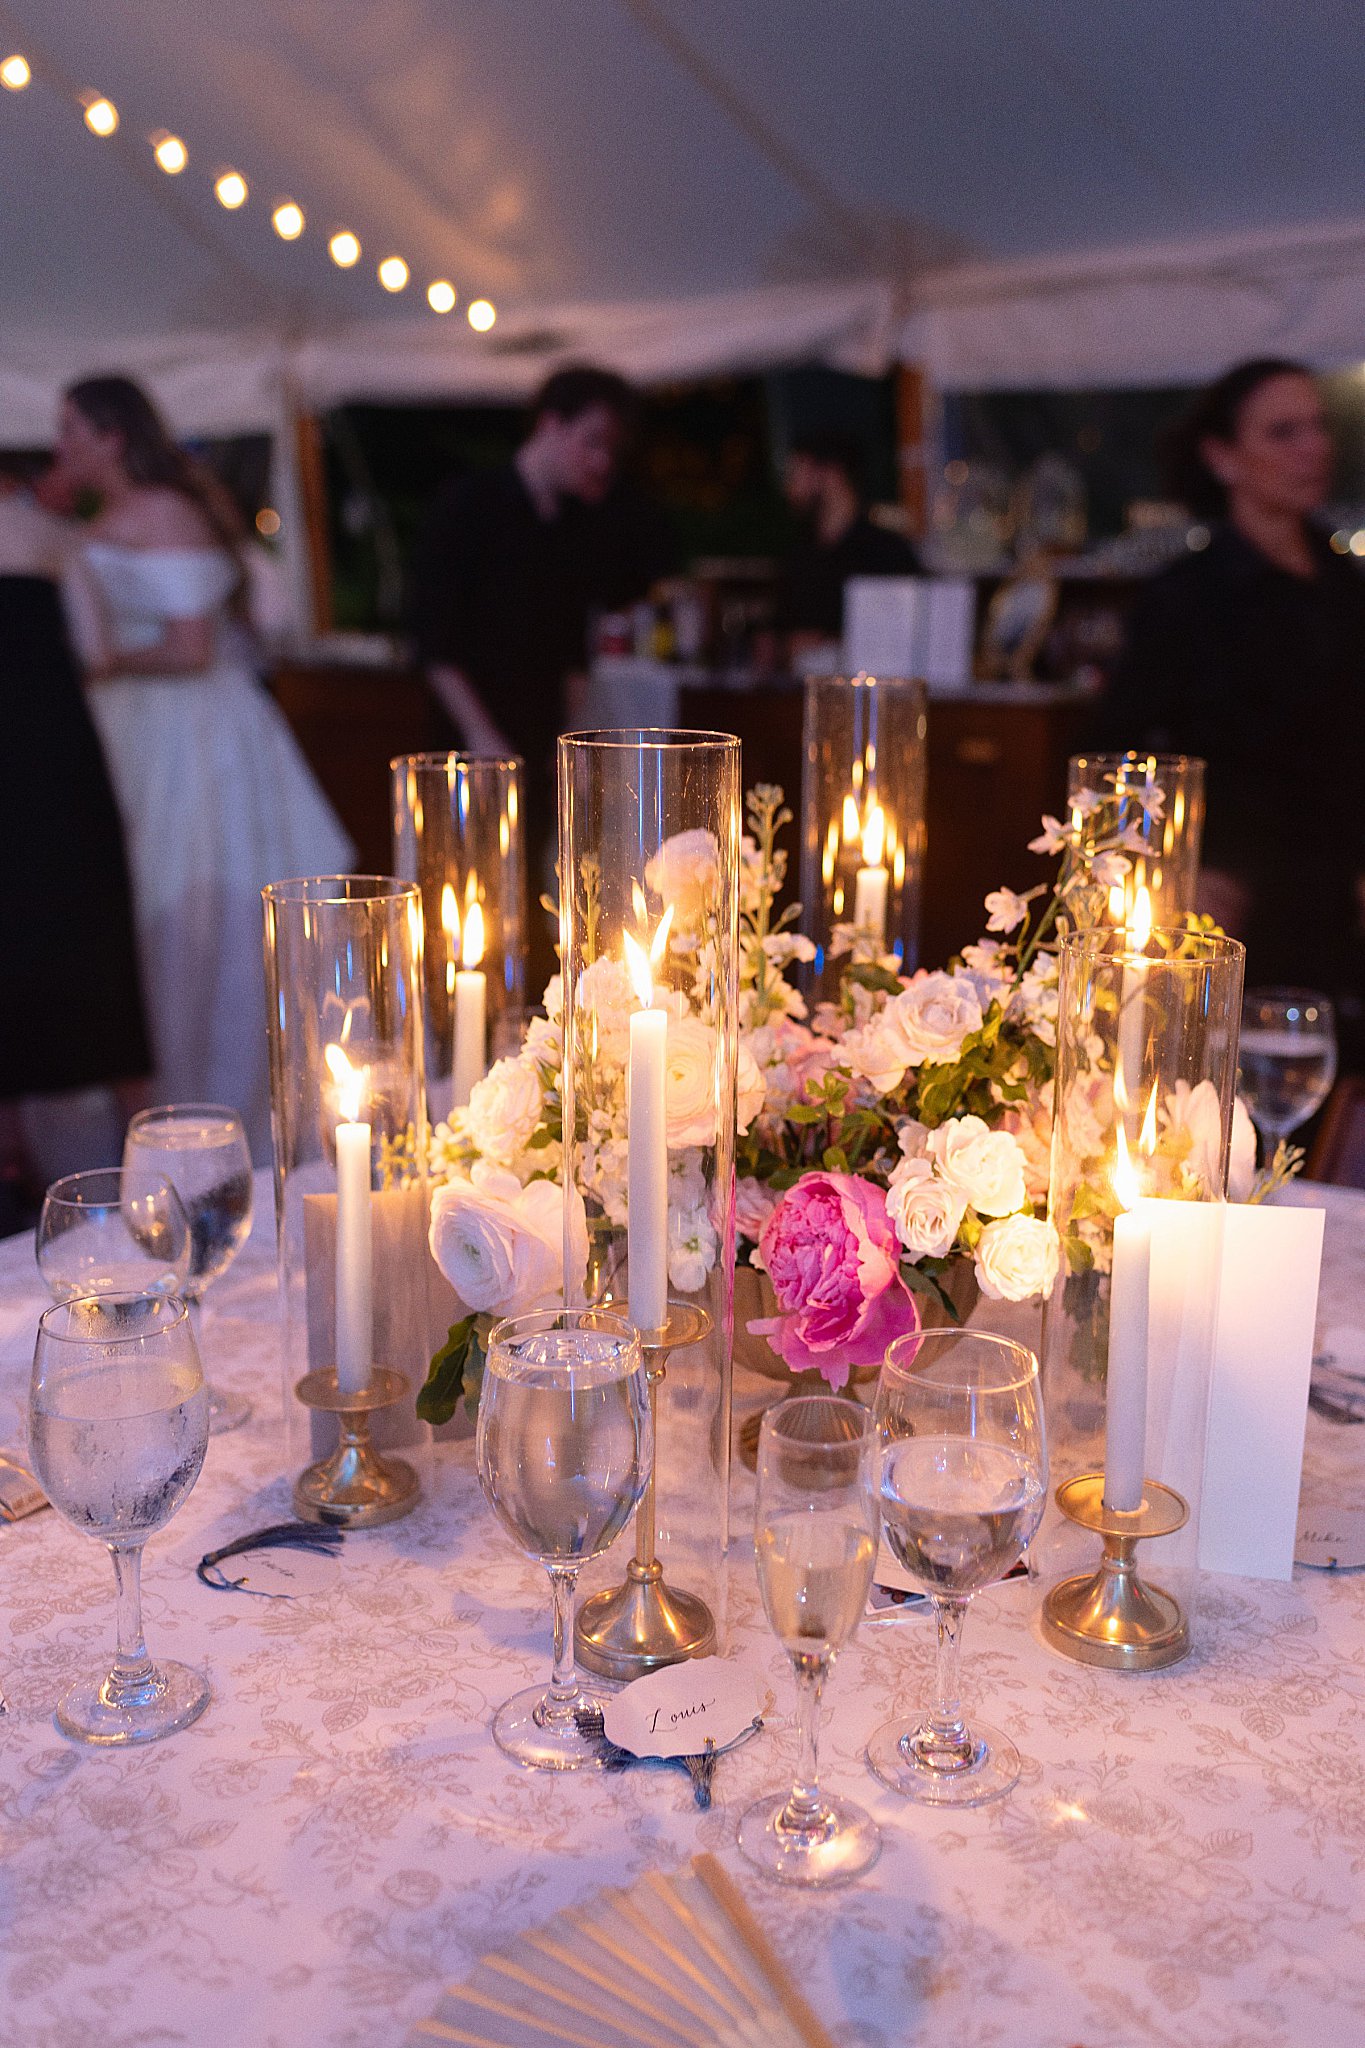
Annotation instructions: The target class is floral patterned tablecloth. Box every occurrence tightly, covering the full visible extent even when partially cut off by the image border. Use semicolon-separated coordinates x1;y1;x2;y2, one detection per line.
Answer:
1;1180;1363;2048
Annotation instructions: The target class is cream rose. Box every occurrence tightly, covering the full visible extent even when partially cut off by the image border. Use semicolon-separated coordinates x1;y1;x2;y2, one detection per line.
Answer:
645;828;720;929
926;1115;1028;1217
429;1160;587;1317
847;972;984;1093
886;1157;967;1259
664;1015;718;1147
464;1056;542;1166
974;1214;1059;1302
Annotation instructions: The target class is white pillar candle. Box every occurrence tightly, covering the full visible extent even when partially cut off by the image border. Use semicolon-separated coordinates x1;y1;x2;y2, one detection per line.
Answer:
853;801;889;942
625;931;669;1336
323;1044;374;1399
1104;1201;1152;1512
451;897;487;1108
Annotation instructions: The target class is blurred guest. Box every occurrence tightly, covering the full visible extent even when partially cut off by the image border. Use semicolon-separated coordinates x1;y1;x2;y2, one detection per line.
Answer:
1100;360;1365;1055
0;457;150;1218
774;429;918;657
52;375;354;1156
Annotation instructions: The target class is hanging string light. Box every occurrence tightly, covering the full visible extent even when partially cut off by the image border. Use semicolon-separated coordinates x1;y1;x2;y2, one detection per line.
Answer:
214;168;248;209
377;255;409;292
151;130;187;174
80;91;118;136
271;199;305;240
427;280;456;314
0;53;30;89
328;229;361;268
467;298;496;331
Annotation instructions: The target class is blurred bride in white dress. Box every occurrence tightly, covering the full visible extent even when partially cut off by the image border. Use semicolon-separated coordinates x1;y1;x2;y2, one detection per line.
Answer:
54;375;354;1156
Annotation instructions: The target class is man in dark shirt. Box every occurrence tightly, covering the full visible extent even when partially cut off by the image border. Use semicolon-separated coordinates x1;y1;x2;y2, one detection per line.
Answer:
774;428;918;652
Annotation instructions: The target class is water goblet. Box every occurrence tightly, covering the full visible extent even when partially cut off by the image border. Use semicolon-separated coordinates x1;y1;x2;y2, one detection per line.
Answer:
37;1167;191;1305
476;1308;649;1770
124;1104;255;1433
28;1294;211;1744
1239;988;1337;1151
867;1329;1047;1808
738;1395;881;1887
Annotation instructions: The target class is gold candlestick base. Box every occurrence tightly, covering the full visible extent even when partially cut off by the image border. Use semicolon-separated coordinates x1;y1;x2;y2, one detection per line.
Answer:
575;1301;717;1681
1040;1473;1190;1672
293;1365;421;1529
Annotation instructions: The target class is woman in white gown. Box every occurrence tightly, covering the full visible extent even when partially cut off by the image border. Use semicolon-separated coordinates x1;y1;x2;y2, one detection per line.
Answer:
54;376;354;1157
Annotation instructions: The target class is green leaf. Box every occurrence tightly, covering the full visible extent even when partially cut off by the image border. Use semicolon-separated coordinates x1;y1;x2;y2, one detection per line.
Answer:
899;1260;963;1322
822;1145;849;1173
416;1316;476;1425
846;962;903;996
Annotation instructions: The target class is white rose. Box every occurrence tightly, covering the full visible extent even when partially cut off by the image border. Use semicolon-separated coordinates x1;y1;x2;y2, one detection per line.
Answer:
645;828;720;928
1229;1096;1256;1203
847;972;985;1092
975;1214;1059;1302
886;1157;967;1258
1162;1078;1227;1195
736;1042;765;1135
926;1115;1028;1217
575;956;635;1064
668;1202;718;1292
464;1056;543;1165
428;1161;587;1318
664;1015;718;1147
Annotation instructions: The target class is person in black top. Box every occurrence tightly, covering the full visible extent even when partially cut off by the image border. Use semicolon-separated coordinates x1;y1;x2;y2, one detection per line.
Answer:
1101;359;1365;1055
773;429;918;653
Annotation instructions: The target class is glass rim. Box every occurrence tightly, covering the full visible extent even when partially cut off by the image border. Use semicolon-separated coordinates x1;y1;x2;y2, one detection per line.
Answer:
1067;749;1205;777
759;1392;879;1448
1243;985;1336;1010
37;1294;191;1343
128;1101;243;1130
1059;923;1245;969
42;1166;179;1209
390;750;523;774
810;671;928;693
485;1304;641;1364
882;1326;1040;1394
558;727;741;754
261;874;420;907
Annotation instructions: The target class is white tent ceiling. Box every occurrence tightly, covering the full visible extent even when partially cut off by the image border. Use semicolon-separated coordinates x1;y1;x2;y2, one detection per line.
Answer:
4;0;1365;437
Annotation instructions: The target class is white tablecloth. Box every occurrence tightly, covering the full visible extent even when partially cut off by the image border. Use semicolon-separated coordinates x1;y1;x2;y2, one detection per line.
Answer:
1;1182;1363;2048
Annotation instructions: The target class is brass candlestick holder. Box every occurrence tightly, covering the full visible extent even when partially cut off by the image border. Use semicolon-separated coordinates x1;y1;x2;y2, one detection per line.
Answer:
1040;1472;1190;1672
575;1301;716;1680
293;1365;421;1528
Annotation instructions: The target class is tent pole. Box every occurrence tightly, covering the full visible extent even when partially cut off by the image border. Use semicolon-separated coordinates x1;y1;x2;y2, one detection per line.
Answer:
895;364;937;542
271;382;333;648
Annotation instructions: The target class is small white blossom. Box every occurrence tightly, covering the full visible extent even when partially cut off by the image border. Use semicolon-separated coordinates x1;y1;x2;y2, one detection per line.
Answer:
1089;850;1130;888
668;1202;718;1292
984;887;1029;934
1028;814;1069;856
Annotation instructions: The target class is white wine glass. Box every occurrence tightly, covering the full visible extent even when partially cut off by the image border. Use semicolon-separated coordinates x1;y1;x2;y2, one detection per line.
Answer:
125;1104;255;1434
1239;989;1337;1149
739;1395;881;1888
37;1167;191;1305
476;1307;648;1770
28;1294;210;1745
868;1329;1046;1808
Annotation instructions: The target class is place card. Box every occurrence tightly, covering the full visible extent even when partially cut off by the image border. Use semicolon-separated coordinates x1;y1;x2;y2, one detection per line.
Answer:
602;1658;767;1760
1295;1506;1365;1571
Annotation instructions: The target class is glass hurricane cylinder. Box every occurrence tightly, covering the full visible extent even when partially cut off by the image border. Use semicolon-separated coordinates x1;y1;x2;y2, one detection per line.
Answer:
1066;752;1205;928
1040;923;1245;1629
262;876;431;1471
799;673;927;999
558;729;741;1648
391;753;526;1121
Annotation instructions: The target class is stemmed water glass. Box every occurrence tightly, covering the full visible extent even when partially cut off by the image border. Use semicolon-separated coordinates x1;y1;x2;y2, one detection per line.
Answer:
1239;989;1338;1152
124;1104;255;1434
739;1395;881;1887
37;1167;191;1305
28;1295;211;1744
476;1308;649;1770
868;1329;1047;1807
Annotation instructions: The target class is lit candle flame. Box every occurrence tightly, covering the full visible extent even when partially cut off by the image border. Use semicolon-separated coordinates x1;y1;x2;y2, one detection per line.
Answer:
624;929;653;1009
842;794;860;844
1130;883;1153;948
324;1043;365;1123
861;801;886;868
1139;1081;1159;1155
1113;1121;1141;1212
1113;1084;1160;1211
462;899;485;970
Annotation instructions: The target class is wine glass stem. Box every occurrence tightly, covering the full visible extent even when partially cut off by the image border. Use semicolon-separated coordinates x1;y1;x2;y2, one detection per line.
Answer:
926;1596;973;1763
543;1565;580;1727
104;1541;157;1708
782;1654;827;1830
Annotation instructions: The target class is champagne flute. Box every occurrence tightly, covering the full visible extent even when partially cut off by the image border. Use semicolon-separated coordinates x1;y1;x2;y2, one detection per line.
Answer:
868;1329;1046;1808
1239;989;1337;1149
476;1308;648;1770
37;1168;191;1305
739;1395;881;1887
28;1294;210;1745
124;1104;255;1434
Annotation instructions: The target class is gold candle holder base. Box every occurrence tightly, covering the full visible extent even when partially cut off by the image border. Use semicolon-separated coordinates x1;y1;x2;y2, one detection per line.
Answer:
575;1301;717;1681
293;1365;421;1529
1040;1473;1190;1672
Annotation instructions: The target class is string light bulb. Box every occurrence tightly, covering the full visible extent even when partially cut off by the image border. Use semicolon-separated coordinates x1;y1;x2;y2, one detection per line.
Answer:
81;92;119;137
271;199;305;241
427;280;456;314
377;255;409;293
151;131;187;174
214;169;248;209
328;230;361;268
1;54;31;90
467;298;496;332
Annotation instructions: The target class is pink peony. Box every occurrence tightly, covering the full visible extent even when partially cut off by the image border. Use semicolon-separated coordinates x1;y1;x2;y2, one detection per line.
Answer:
749;1171;920;1390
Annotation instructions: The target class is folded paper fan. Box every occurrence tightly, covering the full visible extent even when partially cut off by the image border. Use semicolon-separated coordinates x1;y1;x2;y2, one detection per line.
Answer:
409;1853;836;2048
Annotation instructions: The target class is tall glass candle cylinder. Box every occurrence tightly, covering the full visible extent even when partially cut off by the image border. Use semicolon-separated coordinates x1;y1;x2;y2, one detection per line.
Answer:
391;753;526;1123
799;673;927;999
558;729;741;1642
262;876;431;1468
1066;752;1205;929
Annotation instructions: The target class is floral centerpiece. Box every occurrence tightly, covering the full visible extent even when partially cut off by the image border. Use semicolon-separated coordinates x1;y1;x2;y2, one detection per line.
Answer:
419;779;1295;1422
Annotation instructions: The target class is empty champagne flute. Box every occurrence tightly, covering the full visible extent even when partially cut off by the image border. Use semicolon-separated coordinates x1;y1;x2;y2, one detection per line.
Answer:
868;1329;1046;1808
37;1168;191;1305
1239;988;1337;1149
125;1104;255;1433
29;1294;210;1744
476;1308;648;1770
739;1396;881;1887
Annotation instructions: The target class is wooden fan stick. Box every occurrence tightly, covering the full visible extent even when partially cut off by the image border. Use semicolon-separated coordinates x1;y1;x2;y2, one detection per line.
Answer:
483;1952;664;2048
645;1872;769;2017
525;1928;704;2048
613;1888;751;2027
693;1855;839;2048
569;1905;723;2036
451;1979;609;2048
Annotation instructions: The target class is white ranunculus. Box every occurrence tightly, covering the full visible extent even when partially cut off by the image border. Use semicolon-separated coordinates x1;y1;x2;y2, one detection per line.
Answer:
575;956;636;1064
975;1214;1059;1302
886;1157;967;1259
668;1202;718;1292
664;1015;718;1147
1229;1096;1257;1203
429;1161;586;1318
464;1056;543;1165
926;1115;1028;1217
645;828;720;928
736;1041;765;1135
